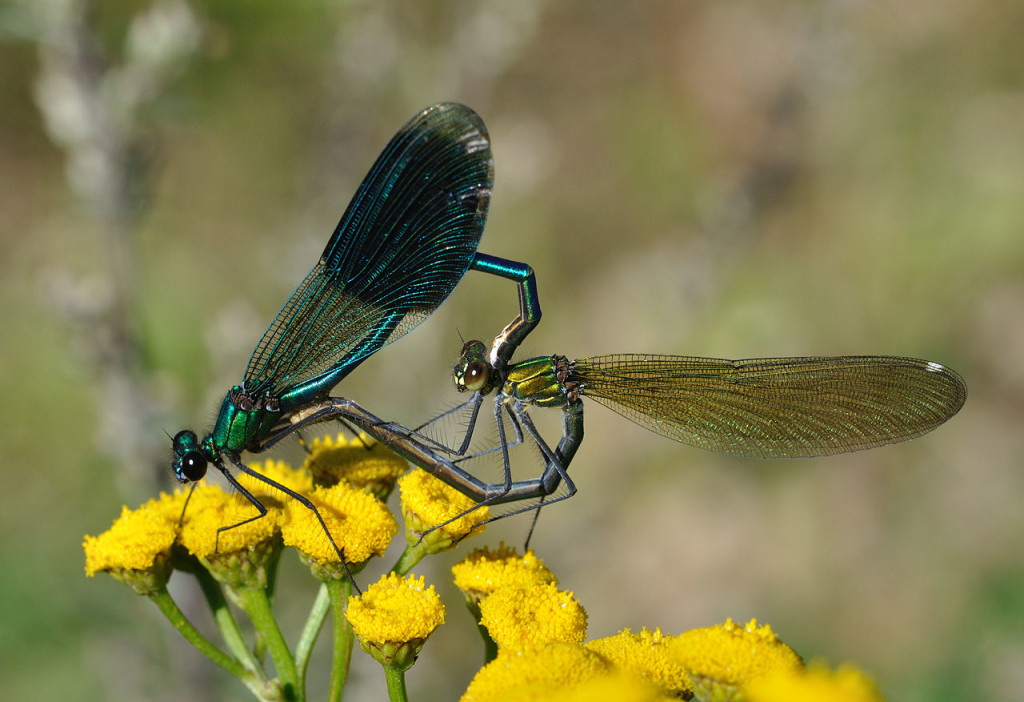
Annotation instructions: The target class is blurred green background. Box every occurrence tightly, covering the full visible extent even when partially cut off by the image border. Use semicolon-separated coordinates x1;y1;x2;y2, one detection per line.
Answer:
2;1;1022;700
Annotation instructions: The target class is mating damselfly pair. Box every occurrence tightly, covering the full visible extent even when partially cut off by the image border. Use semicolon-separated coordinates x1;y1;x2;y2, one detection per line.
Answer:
171;103;966;575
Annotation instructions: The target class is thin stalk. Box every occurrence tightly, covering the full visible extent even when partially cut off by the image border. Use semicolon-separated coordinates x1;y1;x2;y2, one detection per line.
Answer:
193;566;263;677
149;587;263;696
391;545;426;576
383;664;409;702
326;578;354;702
233;584;302;702
295;584;331;682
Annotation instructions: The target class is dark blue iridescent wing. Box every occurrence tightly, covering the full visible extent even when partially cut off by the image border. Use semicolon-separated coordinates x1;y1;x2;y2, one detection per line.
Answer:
243;103;493;398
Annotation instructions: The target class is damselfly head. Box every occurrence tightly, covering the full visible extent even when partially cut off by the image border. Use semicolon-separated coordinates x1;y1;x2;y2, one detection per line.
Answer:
454;339;494;393
171;429;208;483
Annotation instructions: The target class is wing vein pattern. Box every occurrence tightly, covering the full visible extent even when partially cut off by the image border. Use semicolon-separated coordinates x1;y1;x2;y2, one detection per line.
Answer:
243;104;494;397
573;354;967;458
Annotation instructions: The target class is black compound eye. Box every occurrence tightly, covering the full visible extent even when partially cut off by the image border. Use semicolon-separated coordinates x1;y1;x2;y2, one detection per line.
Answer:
179;450;208;482
463;360;490;391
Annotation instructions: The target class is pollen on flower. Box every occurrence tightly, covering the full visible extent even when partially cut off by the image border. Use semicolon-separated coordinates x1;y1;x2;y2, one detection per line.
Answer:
144;486;194;523
452;543;557;601
84;501;177;576
586;628;693;699
532;672;678;702
178;482;280;558
460;642;610;702
303;432;408;497
346;572;445;643
479;582;588;650
399;469;489;547
667;618;803;688
743;662;886;702
280;482;397;565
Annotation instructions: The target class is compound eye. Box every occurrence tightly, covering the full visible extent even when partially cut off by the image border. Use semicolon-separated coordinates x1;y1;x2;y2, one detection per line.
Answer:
463;360;490;391
179;450;207;482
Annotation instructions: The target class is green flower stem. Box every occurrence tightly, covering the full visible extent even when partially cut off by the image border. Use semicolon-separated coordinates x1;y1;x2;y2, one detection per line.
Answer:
193;566;263;677
326;577;354;702
233;584;302;702
391;545;426;576
463;599;498;663
148;587;260;692
383;663;409;702
295;584;331;683
255;547;283;662
476;619;499;664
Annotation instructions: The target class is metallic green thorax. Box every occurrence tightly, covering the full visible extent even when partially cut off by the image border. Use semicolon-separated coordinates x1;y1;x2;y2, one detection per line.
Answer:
208;386;282;455
503;356;575;408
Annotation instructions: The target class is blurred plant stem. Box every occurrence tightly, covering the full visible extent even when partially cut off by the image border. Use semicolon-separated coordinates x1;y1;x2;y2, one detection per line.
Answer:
31;0;199;493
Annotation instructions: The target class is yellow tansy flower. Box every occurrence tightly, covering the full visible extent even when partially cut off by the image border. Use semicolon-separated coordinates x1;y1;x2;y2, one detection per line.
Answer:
303;432;407;499
479;582;588;650
452;543;557;603
668;618;803;699
83;500;177;594
532;671;678;702
399;469;489;552
461;642;610;702
144;486;193;523
178;482;280;558
346;572;445;671
280;481;397;571
177;482;283;587
744;662;886;702
587;628;693;699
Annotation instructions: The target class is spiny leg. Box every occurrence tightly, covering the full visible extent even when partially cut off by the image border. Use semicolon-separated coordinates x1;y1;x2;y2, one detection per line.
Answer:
414;392;486;457
413;398;580;543
219;454;359;590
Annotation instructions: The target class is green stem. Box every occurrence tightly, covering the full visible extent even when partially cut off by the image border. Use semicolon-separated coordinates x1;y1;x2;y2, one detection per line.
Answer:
233;584;302;702
193;566;263;677
255;544;283;662
464;600;498;664
477;620;499;664
149;588;264;696
326;578;354;702
295;584;331;683
383;664;409;702
391;545;426;576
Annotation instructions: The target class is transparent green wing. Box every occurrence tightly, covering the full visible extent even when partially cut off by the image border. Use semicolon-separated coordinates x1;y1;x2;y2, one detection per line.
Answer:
573;354;966;458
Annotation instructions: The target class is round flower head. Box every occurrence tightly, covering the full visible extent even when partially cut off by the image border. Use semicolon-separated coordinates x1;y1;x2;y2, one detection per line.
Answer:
668;618;803;699
744;662;886;702
346;572;445;671
399;469;489;553
178;482;282;587
83;496;179;595
178;482;280;556
280;481;397;579
462;642;610;701
479;582;588;650
452;543;557;604
303;432;407;500
587;628;693;699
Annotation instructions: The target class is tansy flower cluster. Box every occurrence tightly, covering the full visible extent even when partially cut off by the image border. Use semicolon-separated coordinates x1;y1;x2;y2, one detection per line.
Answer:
85;432;891;702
